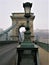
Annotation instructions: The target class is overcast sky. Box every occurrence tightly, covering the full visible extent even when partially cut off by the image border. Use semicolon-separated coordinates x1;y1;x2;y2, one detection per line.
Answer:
0;0;48;30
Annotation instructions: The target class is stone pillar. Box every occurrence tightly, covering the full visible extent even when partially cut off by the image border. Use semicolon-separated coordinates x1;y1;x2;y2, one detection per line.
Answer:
10;16;18;41
10;13;35;41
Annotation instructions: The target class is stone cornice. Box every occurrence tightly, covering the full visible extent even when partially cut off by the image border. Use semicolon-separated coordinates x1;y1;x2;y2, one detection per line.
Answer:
10;13;35;20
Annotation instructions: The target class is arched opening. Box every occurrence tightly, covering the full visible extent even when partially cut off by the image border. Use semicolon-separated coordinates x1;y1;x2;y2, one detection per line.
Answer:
19;26;26;42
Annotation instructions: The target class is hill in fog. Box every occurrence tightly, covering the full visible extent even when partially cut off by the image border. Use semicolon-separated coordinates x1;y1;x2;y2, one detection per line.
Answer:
34;29;49;39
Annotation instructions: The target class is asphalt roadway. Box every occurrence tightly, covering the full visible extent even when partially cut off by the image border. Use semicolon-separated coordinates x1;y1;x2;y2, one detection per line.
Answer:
0;43;18;65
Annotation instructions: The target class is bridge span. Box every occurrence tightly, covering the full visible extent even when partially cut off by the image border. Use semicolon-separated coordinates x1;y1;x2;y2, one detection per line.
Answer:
0;23;49;65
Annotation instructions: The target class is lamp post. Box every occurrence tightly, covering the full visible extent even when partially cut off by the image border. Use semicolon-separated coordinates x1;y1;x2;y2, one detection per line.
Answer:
23;2;32;42
21;2;35;47
17;2;39;65
23;2;32;29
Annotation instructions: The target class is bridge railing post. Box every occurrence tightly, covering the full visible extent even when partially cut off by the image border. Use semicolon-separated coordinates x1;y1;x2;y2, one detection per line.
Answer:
6;33;8;41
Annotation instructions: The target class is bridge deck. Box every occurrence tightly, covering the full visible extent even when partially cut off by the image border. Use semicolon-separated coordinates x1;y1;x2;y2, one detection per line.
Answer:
0;42;49;65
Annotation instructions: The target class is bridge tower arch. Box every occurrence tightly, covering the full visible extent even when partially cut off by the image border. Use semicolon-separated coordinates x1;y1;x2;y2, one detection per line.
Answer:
10;13;35;41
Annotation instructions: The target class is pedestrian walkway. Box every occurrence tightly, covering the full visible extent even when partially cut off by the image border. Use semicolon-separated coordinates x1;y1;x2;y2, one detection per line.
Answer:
38;46;49;65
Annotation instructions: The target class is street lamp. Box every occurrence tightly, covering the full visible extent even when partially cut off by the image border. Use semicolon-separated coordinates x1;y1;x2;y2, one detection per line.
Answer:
17;2;39;65
23;2;32;18
23;2;32;42
20;2;35;48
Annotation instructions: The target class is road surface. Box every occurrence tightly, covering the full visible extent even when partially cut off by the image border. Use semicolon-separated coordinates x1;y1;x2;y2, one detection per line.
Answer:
0;43;18;65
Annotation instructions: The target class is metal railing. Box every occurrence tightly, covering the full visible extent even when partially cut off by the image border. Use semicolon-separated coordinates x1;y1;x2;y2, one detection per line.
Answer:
0;23;17;41
33;40;49;52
